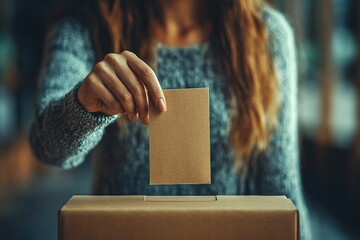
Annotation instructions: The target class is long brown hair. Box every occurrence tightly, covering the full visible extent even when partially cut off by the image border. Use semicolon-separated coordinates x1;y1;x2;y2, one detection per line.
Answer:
75;0;278;170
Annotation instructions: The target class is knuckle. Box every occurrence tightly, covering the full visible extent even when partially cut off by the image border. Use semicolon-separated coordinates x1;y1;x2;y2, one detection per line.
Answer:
120;92;132;102
94;61;106;73
132;86;144;97
141;66;155;78
86;73;98;87
104;53;117;63
153;88;163;98
121;50;135;58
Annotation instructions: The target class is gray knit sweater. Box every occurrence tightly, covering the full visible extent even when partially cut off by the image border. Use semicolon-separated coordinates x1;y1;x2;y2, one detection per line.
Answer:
30;7;311;239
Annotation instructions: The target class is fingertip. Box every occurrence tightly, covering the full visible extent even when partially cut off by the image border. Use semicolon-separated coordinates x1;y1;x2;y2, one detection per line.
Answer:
157;98;167;112
131;113;139;121
143;115;149;125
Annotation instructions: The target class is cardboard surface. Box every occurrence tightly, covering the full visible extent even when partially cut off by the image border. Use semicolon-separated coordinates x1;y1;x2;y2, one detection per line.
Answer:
149;88;210;184
59;195;299;240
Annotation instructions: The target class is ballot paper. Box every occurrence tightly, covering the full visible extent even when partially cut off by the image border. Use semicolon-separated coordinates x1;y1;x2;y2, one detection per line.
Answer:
149;88;211;184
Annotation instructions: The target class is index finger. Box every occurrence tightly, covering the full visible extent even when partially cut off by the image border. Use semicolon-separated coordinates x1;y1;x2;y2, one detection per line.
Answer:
122;51;167;112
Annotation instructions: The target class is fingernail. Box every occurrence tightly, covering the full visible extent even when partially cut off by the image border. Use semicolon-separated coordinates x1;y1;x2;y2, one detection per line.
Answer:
157;98;167;112
132;113;138;121
143;115;149;125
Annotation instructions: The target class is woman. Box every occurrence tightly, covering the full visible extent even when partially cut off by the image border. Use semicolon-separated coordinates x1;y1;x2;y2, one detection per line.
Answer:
30;0;311;238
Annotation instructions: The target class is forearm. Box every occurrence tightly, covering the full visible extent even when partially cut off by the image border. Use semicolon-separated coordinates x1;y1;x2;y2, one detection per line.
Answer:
30;83;117;169
28;16;119;168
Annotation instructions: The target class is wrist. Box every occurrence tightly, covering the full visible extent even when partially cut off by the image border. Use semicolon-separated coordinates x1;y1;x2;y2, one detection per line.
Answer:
76;82;87;110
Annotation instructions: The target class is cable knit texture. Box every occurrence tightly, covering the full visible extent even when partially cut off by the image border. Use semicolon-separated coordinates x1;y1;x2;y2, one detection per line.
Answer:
30;7;311;239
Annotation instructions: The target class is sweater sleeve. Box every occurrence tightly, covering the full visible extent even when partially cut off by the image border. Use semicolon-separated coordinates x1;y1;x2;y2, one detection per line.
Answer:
251;8;312;240
29;17;117;169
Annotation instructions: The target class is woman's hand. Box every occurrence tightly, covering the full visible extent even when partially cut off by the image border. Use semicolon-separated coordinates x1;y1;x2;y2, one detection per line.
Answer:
77;51;167;125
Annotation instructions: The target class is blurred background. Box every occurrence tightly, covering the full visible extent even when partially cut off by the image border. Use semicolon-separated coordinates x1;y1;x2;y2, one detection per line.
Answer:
0;0;359;239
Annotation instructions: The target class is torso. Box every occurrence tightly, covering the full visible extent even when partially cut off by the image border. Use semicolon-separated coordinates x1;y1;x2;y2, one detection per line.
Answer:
92;42;242;195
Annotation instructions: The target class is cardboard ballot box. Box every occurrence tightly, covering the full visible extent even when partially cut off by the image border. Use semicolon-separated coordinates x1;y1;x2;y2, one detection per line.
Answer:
59;195;299;240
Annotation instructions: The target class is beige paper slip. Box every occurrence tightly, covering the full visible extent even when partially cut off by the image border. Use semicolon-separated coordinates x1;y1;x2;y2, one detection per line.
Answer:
149;88;211;184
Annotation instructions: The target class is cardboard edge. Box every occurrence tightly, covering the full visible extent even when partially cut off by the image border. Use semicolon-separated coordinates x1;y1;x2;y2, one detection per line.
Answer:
148;100;155;185
205;87;211;184
283;196;300;240
295;209;300;240
61;195;76;210
287;197;299;210
58;196;76;240
162;87;209;93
